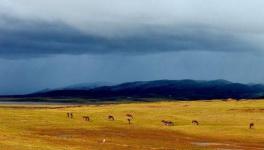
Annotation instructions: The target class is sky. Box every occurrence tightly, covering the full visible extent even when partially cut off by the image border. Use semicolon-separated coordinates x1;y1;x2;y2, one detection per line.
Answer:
0;0;264;94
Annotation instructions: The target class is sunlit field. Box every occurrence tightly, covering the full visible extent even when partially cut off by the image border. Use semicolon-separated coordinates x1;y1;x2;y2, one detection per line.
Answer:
0;99;264;150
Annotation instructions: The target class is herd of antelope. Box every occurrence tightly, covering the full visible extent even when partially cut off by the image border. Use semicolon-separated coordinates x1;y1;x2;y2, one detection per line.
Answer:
66;112;255;129
67;112;134;124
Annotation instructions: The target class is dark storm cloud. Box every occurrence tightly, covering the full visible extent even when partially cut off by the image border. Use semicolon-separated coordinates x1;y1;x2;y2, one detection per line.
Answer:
0;16;256;59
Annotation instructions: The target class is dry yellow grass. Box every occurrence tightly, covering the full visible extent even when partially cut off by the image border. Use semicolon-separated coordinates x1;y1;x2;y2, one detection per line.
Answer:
0;100;264;149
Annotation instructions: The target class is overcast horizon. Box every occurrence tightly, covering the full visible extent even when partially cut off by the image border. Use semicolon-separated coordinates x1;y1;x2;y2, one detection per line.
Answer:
0;0;264;94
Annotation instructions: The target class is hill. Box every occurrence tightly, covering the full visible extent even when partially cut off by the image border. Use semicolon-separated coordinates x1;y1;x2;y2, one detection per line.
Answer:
23;79;264;100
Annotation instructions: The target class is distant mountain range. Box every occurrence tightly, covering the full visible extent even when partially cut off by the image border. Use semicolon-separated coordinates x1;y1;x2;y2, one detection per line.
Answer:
17;79;264;100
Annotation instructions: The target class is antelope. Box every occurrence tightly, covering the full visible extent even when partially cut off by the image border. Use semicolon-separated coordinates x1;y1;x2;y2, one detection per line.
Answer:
108;115;115;121
249;123;254;129
192;120;199;125
66;112;73;118
161;120;174;126
83;116;90;121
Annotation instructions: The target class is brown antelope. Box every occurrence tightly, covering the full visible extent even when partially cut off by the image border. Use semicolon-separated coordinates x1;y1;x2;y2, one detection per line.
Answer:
249;123;254;129
83;116;90;121
67;112;73;118
127;118;131;124
126;114;133;119
192;120;199;125
161;120;174;126
108;115;115;121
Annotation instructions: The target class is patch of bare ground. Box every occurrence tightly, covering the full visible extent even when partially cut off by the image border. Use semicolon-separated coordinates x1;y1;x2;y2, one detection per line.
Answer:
31;127;264;150
32;127;194;149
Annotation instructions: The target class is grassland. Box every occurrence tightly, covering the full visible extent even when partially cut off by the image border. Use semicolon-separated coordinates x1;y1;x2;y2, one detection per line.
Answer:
0;99;264;149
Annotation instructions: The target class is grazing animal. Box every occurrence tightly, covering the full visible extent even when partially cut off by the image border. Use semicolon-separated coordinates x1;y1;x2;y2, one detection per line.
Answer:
108;115;115;121
67;112;73;118
126;114;133;119
83;116;90;121
161;120;174;126
192;120;199;125
249;123;254;129
127;118;131;124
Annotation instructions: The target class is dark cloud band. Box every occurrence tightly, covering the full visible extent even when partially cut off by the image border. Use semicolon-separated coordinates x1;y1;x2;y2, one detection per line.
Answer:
0;15;256;59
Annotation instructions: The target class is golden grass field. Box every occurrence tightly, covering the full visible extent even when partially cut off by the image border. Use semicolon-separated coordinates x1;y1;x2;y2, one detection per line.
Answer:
0;99;264;150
